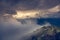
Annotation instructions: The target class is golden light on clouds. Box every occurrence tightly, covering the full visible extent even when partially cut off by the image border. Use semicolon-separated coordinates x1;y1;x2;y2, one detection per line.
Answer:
12;5;60;19
48;5;60;12
13;10;39;19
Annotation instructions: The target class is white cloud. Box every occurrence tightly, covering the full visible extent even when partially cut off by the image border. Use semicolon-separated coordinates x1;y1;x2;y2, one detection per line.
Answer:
0;15;44;40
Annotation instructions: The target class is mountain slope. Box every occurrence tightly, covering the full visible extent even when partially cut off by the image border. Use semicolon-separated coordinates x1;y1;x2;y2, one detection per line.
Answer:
24;25;60;40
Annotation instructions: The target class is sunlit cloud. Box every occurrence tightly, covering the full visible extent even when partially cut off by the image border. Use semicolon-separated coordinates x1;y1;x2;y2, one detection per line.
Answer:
12;10;39;19
48;5;60;12
12;5;60;19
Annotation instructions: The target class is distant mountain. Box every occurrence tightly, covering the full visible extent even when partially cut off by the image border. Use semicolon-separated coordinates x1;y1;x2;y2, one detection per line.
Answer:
25;25;60;40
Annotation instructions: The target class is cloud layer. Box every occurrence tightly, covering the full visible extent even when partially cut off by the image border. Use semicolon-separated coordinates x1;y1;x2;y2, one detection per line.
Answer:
0;0;60;40
0;0;60;15
0;15;43;40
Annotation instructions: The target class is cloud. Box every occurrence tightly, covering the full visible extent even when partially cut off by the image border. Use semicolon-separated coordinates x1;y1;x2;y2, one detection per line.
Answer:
12;5;60;19
0;15;60;40
9;0;59;12
0;16;44;40
13;0;60;10
0;0;60;40
0;0;60;15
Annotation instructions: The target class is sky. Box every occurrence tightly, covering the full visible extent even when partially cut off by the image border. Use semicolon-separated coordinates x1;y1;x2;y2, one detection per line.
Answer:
0;0;60;40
